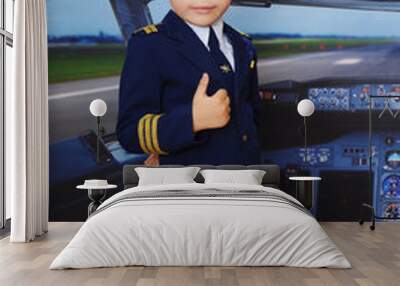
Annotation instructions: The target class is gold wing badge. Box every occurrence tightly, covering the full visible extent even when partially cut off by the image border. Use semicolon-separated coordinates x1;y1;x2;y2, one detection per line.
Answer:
219;64;231;74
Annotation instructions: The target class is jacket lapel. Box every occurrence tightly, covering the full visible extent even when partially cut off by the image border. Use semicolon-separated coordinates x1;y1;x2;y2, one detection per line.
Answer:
162;10;225;92
223;23;250;107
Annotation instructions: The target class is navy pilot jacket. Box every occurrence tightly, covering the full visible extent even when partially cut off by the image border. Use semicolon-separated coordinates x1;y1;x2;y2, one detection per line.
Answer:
116;10;261;165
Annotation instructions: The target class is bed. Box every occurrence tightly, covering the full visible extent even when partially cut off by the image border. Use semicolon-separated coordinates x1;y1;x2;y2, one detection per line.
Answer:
50;164;351;269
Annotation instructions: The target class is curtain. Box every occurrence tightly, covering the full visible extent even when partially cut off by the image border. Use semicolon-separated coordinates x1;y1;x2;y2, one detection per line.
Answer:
7;0;49;242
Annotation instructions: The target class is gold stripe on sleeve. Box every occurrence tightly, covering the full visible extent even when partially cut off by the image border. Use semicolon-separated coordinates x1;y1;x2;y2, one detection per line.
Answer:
151;114;168;155
144;115;156;153
138;114;153;154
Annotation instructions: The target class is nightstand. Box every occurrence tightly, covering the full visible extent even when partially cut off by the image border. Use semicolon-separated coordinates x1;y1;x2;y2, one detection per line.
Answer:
77;180;117;217
289;176;321;210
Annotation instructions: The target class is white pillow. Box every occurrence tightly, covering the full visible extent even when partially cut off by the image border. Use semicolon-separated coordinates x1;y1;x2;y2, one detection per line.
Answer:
200;169;266;185
135;167;201;186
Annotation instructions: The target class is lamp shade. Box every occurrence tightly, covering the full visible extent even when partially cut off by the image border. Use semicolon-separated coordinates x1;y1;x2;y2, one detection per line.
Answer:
89;99;107;117
297;99;315;117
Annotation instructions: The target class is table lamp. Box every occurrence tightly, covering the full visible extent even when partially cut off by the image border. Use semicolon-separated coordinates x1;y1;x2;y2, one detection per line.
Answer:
89;99;107;164
297;99;315;164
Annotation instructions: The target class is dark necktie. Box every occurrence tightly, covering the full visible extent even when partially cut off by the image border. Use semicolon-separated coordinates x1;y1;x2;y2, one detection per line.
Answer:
208;26;237;130
208;27;235;100
208;27;234;76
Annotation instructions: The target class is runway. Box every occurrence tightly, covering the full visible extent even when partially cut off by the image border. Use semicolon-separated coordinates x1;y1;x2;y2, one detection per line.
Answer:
49;77;120;144
258;44;400;85
49;44;400;144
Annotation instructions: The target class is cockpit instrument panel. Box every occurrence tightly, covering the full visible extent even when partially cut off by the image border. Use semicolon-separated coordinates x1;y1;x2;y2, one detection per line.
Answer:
308;84;400;111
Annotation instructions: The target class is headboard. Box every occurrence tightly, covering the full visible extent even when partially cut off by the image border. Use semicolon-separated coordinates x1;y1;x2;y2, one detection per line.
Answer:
123;164;280;189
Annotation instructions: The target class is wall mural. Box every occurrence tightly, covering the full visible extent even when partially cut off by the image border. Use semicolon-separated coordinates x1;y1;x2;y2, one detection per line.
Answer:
47;0;400;221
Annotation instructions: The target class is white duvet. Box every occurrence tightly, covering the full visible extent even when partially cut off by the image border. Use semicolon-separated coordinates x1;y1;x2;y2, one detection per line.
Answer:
50;183;351;269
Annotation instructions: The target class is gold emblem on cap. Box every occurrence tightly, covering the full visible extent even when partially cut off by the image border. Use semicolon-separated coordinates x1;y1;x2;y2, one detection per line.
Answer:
219;64;231;74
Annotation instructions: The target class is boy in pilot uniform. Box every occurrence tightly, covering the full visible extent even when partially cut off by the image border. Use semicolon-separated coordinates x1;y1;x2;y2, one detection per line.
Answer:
117;0;261;165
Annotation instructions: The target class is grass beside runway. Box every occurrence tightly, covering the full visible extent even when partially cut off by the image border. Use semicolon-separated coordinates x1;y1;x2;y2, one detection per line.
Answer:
254;38;396;59
48;39;397;83
48;44;125;84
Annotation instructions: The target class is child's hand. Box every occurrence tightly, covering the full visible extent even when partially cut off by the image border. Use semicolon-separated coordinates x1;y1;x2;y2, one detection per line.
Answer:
144;153;160;166
192;73;231;132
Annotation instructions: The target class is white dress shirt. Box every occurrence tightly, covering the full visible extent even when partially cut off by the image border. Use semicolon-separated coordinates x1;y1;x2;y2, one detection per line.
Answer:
185;18;235;71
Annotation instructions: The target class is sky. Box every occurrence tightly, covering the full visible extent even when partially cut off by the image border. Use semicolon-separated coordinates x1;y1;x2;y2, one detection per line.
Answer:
47;0;400;38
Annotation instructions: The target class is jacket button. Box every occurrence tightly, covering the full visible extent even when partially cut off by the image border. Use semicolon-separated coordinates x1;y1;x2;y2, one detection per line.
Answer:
242;133;248;142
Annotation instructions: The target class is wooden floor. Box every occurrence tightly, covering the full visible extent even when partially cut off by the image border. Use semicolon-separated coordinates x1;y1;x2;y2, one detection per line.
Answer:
0;222;399;286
